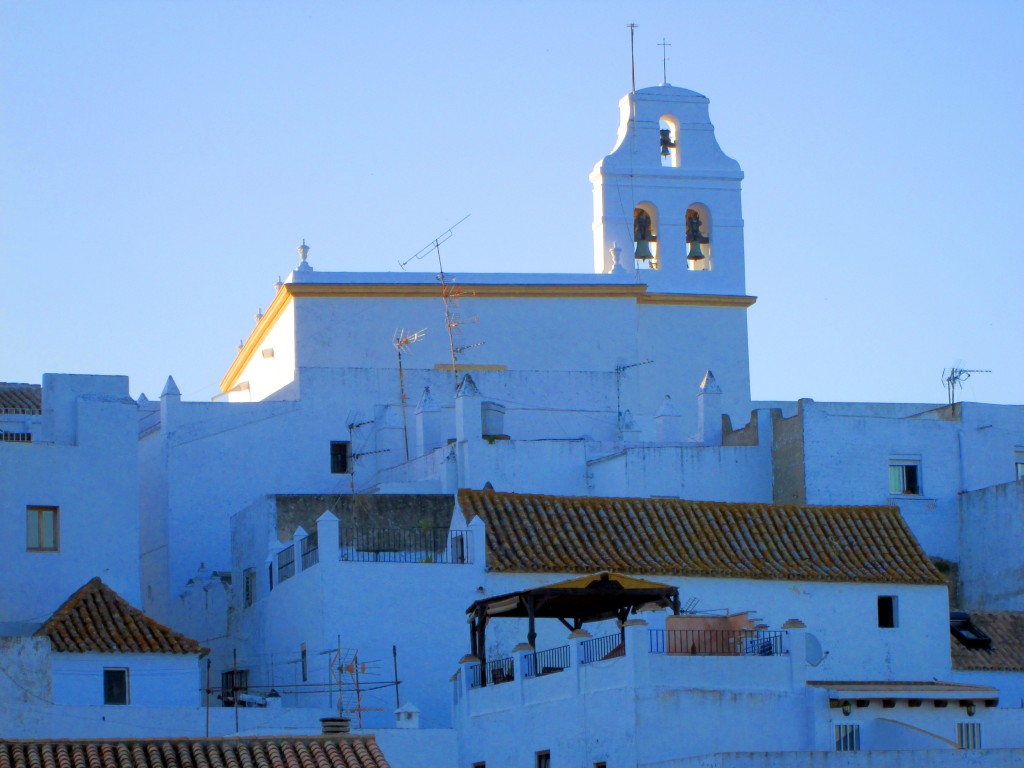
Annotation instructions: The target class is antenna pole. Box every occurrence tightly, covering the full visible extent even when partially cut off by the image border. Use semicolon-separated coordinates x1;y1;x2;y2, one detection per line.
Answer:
658;38;671;85
628;23;638;94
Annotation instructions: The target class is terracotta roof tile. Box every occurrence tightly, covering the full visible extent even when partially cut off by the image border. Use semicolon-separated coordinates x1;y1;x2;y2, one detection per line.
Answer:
0;383;42;413
459;490;944;585
35;578;202;655
951;611;1024;672
0;741;388;768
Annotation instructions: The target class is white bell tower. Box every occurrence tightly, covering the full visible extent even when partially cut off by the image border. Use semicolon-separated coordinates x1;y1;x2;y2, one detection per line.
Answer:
590;85;746;295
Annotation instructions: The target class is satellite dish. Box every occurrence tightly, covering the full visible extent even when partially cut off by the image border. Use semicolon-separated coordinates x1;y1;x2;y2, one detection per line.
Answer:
805;633;824;666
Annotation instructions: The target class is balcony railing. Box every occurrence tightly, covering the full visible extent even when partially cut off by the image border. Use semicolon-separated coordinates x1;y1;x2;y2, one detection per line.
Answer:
524;644;570;678
339;527;472;564
277;545;295;582
300;532;319;570
580;633;624;665
469;656;515;688
649;629;786;656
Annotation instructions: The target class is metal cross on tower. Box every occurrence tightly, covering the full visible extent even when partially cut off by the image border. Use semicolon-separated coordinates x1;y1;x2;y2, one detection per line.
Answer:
658;37;671;84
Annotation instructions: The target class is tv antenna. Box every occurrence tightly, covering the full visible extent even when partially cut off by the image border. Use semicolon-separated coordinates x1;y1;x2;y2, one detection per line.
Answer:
400;215;480;392
394;328;426;461
615;359;653;436
942;366;990;406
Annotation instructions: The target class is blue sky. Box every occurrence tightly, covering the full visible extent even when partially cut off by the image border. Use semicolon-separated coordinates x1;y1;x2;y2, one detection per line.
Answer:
2;1;1021;405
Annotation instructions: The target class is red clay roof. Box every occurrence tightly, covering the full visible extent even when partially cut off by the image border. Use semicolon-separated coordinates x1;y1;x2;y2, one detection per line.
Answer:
0;383;41;412
35;578;202;654
0;738;390;768
459;490;945;585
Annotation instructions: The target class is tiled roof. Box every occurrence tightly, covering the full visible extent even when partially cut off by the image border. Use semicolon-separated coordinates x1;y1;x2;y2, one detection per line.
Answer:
35;578;203;654
0;383;41;412
951;611;1024;672
0;738;391;768
459;490;944;585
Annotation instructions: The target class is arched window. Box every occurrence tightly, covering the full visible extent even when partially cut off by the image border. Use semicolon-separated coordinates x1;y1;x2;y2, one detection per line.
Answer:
633;203;659;268
659;115;680;167
685;204;712;271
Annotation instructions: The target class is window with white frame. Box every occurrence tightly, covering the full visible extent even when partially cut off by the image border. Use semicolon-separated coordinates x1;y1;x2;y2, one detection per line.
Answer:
26;506;59;551
957;722;981;749
834;723;860;751
889;458;922;495
103;668;129;705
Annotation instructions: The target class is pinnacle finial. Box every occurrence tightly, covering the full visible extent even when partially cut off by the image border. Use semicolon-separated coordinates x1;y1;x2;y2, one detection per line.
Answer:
296;239;313;271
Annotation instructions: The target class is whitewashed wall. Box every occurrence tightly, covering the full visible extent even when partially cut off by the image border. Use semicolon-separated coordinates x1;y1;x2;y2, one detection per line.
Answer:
50;652;201;707
0;374;140;624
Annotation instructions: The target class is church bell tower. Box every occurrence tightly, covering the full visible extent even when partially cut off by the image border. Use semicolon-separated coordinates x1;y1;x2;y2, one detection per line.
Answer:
591;85;746;295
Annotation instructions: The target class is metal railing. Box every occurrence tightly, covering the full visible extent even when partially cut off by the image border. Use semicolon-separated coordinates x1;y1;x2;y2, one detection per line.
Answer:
339;528;472;564
649;629;786;656
524;645;570;678
277;545;295;582
301;532;319;570
468;656;515;689
0;431;32;443
580;633;624;665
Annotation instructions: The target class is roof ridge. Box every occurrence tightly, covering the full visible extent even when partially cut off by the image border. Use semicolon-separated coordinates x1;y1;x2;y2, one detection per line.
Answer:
458;489;945;585
35;578;203;655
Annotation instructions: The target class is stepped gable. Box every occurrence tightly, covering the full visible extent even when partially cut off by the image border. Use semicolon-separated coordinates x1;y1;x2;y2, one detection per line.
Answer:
951;611;1024;672
35;577;202;654
0;382;41;412
0;738;391;768
459;490;945;585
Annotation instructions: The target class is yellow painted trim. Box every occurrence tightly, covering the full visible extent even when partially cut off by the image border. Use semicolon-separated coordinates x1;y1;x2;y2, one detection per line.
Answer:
286;283;647;299
221;282;755;392
433;364;508;371
638;293;757;307
219;286;293;393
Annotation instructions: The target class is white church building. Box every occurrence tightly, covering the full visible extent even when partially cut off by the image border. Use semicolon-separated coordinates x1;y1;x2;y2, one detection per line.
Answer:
3;82;1023;765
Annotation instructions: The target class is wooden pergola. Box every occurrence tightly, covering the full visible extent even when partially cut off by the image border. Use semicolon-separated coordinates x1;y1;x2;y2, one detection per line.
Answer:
465;571;681;664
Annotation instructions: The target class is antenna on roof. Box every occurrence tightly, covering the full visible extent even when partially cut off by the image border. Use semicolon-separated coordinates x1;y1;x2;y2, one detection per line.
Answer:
615;359;653;437
628;23;638;94
399;215;481;392
942;366;990;405
394;328;426;461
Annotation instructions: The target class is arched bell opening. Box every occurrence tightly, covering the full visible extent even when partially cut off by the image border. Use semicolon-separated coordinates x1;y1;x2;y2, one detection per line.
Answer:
633;203;659;269
685;204;712;271
659;115;680;168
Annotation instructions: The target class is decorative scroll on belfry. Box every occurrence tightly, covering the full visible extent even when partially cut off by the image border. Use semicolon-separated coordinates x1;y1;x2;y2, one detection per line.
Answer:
633;208;655;264
686;210;709;261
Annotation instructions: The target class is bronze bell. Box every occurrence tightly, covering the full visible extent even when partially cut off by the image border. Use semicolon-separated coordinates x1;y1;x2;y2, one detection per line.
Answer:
634;239;655;261
686;241;705;261
660;129;675;157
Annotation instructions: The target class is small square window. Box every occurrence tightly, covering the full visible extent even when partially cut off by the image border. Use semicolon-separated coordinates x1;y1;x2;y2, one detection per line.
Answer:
536;751;551;768
104;668;129;705
889;460;921;495
957;722;981;749
330;441;351;474
834;724;860;751
878;595;898;628
472;763;486;768
27;506;59;551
